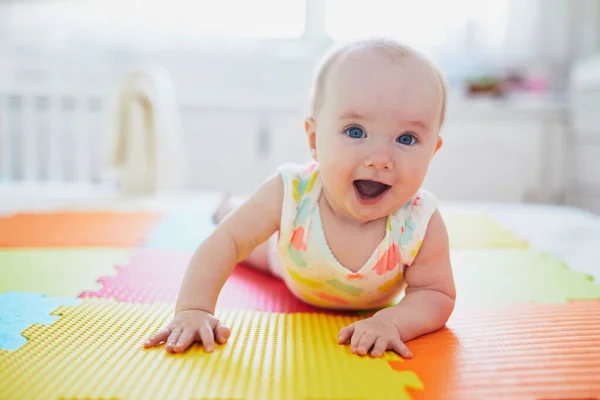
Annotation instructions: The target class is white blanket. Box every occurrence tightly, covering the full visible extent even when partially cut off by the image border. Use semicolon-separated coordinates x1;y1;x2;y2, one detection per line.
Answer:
107;67;188;195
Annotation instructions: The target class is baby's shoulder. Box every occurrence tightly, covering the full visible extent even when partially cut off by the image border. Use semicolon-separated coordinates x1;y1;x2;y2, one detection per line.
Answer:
276;161;321;235
392;189;439;222
277;161;319;183
276;161;320;202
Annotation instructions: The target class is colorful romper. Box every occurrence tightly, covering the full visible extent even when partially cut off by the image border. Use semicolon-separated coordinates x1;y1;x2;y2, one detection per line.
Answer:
271;162;439;310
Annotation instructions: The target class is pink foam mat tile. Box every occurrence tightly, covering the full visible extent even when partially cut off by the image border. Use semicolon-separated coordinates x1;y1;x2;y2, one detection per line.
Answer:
79;250;346;314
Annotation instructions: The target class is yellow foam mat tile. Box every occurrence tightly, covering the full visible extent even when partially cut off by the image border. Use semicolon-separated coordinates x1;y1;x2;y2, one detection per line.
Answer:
0;249;131;297
0;299;422;400
441;211;528;249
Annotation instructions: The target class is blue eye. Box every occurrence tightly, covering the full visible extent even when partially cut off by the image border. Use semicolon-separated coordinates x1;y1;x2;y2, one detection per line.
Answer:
397;132;417;145
345;126;366;139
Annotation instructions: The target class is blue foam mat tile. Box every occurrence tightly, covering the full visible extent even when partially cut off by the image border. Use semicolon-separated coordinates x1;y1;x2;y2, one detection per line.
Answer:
0;292;81;351
143;211;216;251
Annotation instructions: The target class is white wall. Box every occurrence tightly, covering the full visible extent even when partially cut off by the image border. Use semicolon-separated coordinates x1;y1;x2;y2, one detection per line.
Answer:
0;0;596;208
567;54;600;214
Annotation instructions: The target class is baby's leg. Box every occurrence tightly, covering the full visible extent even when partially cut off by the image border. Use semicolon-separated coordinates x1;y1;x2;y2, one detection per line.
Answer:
213;194;282;277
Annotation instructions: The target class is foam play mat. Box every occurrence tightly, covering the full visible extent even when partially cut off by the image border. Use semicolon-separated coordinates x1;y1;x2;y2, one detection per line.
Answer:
0;301;421;399
0;207;599;399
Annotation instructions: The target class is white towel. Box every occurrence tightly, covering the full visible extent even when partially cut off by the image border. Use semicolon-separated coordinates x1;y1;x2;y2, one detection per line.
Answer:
107;67;187;195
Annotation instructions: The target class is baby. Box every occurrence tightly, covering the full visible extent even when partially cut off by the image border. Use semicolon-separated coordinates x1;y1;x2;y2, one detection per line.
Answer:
145;38;456;359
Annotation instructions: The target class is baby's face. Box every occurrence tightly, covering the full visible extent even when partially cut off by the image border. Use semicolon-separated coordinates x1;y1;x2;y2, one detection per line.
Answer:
307;48;444;222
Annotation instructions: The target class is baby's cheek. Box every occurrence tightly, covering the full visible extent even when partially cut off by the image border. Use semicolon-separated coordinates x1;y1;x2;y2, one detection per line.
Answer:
403;159;429;181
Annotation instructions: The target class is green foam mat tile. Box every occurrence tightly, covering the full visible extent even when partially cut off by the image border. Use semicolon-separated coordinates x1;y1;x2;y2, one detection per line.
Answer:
451;249;600;307
0;249;131;297
442;211;528;249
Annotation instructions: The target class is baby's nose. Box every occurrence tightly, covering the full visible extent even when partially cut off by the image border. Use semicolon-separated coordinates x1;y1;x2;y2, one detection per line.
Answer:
364;151;393;170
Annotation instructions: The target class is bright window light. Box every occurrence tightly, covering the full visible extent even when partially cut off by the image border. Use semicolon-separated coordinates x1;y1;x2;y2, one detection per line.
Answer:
140;0;307;39
325;0;508;48
21;0;307;41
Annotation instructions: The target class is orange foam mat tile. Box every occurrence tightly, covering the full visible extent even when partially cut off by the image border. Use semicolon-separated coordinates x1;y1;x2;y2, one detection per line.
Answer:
390;300;600;400
0;299;421;400
0;212;162;247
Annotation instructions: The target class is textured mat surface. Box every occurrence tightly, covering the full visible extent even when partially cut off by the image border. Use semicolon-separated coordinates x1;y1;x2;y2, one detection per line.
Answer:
2;208;599;399
79;250;342;313
0;212;161;247
0;249;131;297
0;300;421;400
441;211;528;249
452;249;600;307
0;293;80;350
390;300;600;400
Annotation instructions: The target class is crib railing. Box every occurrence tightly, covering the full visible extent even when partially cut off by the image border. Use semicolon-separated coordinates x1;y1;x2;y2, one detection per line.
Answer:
0;85;306;194
0;87;109;185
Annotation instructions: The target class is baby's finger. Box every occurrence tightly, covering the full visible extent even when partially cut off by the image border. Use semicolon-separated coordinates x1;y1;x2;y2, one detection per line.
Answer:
350;328;366;353
370;337;389;358
391;339;413;359
173;328;196;353
199;324;216;352
214;321;231;344
144;328;171;348
165;328;183;353
356;333;377;356
338;324;354;344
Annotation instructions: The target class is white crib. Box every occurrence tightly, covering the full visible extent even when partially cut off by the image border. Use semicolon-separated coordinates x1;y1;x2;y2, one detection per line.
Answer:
0;84;307;194
0;86;111;185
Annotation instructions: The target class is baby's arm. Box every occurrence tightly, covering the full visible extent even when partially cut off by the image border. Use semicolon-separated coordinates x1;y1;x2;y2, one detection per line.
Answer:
374;209;455;340
144;174;283;353
338;210;455;357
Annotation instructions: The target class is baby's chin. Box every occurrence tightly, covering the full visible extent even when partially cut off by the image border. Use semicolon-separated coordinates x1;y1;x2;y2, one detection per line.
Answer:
347;202;396;223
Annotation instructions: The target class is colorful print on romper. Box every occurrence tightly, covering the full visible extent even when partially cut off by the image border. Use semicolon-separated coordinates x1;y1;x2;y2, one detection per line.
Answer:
288;198;311;266
410;240;423;259
378;271;404;293
292;171;318;203
400;217;416;245
372;243;400;275
315;292;350;306
276;162;439;310
286;267;324;289
347;272;365;280
327;279;364;297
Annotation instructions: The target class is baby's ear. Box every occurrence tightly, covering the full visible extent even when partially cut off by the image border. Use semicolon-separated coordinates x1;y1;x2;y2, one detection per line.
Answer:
305;117;318;161
433;135;443;155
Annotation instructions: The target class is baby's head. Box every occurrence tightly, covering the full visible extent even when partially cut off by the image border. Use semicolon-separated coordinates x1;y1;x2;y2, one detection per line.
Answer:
305;38;447;222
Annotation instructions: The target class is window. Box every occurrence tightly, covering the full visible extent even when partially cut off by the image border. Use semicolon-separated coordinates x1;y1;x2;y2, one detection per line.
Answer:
9;0;307;45
134;0;307;39
325;0;509;49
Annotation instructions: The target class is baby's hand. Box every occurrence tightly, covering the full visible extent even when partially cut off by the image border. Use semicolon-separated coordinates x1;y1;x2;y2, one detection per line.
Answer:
338;316;412;359
144;309;230;353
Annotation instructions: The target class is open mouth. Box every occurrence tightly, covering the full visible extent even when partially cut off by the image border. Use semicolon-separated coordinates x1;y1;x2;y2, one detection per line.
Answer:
353;179;391;202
